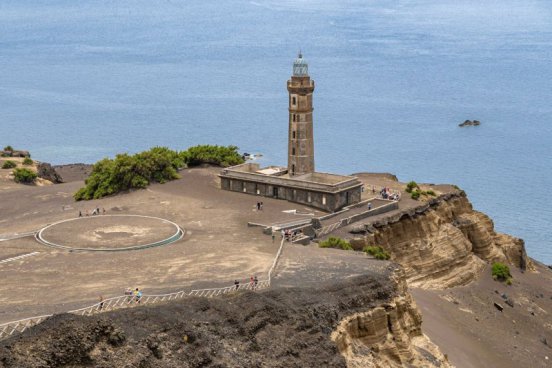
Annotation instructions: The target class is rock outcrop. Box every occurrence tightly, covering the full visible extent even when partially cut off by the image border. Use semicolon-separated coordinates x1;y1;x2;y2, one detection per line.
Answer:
458;120;481;127
349;191;532;289
332;270;452;368
0;270;450;368
36;162;63;183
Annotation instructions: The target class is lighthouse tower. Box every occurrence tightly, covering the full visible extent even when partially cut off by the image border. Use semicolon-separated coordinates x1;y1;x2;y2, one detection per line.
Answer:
287;53;315;176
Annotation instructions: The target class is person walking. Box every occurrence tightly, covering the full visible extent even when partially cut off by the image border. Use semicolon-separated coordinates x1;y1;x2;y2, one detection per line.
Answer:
99;295;104;310
78;210;82;217
260;202;263;210
254;275;258;289
272;232;275;243
234;279;240;290
249;276;254;289
134;288;142;303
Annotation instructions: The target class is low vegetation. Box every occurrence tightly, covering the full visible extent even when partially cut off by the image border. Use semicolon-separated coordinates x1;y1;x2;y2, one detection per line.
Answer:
74;145;244;201
2;160;17;169
22;157;34;166
492;262;512;284
406;181;437;200
319;236;353;250
13;168;37;184
3;145;13;152
183;145;244;167
363;245;391;260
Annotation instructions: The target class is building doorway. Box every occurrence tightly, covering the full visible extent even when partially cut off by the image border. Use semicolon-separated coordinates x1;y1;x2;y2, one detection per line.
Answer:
273;186;279;198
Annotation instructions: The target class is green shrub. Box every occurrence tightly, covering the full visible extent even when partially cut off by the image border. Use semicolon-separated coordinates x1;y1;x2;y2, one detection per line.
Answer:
13;168;37;183
74;145;244;201
181;145;244;167
319;237;353;250
363;245;391;260
405;181;418;193
2;160;17;169
411;190;421;200
426;190;436;196
22;157;33;166
491;262;511;282
3;145;13;152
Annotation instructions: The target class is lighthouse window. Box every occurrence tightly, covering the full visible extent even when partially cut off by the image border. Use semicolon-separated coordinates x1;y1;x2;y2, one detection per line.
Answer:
292;147;296;155
292;96;296;105
292;131;296;139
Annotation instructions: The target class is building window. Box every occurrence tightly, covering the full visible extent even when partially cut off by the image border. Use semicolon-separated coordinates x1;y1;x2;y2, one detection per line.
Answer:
292;96;296;105
291;164;295;175
307;193;312;203
322;195;326;205
292;131;296;139
292;114;295;122
292;147;295;155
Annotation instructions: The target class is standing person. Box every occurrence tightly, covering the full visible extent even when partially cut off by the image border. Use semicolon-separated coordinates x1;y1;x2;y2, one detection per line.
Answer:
78;211;82;217
368;202;372;210
250;275;254;289
134;288;142;303
254;275;258;289
102;208;106;215
271;232;275;243
260;202;263;210
281;229;285;239
99;295;104;310
256;202;260;210
234;279;240;290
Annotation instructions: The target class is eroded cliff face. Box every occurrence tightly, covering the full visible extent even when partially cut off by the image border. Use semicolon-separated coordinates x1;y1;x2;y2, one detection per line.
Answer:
332;270;452;368
350;192;532;289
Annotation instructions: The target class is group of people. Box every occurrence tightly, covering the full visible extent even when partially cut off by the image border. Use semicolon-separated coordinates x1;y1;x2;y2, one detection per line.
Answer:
234;275;259;290
380;187;400;201
281;228;303;242
79;207;106;217
124;287;143;303
256;202;264;211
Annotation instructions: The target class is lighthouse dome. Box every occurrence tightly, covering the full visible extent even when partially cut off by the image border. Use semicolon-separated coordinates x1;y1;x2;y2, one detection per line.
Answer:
293;53;309;77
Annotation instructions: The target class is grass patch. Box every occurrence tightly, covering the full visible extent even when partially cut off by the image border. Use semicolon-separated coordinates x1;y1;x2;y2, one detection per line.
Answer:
492;262;512;283
13;168;37;184
363;245;391;260
2;160;17;169
319;237;353;250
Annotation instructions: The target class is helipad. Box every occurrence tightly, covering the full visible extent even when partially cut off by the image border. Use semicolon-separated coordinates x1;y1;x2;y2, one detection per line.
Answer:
36;215;184;251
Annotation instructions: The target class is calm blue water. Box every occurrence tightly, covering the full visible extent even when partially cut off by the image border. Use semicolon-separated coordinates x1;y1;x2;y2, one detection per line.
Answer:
1;1;551;264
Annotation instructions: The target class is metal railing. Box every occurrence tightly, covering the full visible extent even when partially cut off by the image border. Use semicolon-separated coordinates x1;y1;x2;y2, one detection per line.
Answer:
0;237;285;341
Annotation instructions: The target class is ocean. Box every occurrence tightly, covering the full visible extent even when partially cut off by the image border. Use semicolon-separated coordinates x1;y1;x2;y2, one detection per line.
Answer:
1;0;551;264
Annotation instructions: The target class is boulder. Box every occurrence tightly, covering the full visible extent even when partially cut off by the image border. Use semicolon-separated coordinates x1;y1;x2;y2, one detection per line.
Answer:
36;162;63;183
458;120;481;127
11;150;30;158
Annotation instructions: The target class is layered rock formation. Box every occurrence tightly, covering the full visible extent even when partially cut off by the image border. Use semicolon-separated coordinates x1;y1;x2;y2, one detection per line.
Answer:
332;270;452;368
349;191;531;289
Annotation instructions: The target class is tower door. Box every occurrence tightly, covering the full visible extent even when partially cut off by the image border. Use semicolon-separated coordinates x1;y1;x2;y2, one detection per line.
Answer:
273;186;279;198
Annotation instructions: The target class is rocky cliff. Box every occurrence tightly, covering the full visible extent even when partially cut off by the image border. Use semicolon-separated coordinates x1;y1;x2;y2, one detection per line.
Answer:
332;270;452;368
0;269;451;368
349;191;532;289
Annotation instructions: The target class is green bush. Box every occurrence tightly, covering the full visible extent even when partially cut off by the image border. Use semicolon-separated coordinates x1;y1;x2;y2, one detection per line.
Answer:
22;157;33;166
2;160;17;169
405;181;418;193
3;145;13;152
426;190;436;196
181;145;244;167
363;245;391;260
13;168;37;183
319;237;353;250
411;190;421;200
491;262;511;282
74;145;243;201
